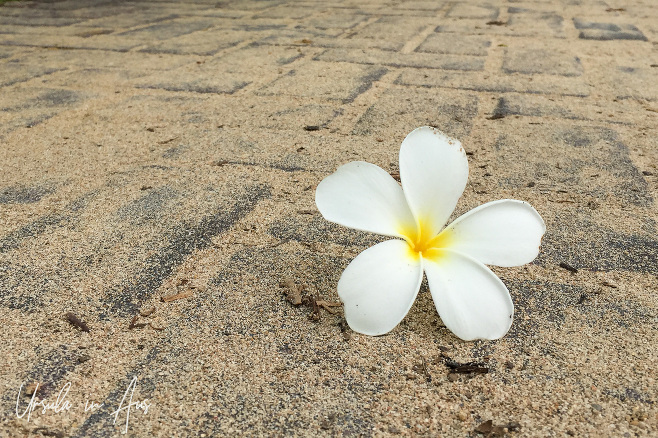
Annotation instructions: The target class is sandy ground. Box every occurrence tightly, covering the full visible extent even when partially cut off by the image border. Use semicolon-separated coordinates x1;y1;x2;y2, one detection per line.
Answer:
0;0;656;436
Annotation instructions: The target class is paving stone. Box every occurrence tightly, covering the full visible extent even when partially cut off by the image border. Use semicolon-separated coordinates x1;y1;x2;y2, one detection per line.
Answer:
417;32;491;56
536;215;658;275
507;278;653;337
0;46;15;59
114;185;179;225
0;189;98;254
435;19;507;34
392;1;445;11
0;25;119;39
12;49;196;91
139;28;250;56
488;94;637;124
28;0;121;10
125;93;343;134
212;0;277;11
492;124;651;206
0;11;84;24
253;5;319;19
69;12;177;30
269;215;380;249
1;88;81;111
259;32;402;51
0;87;87;135
103;183;271;315
260;102;342;131
507;7;566;37
604;66;658;101
446;3;499;20
258;61;387;103
0;31;143;52
0;9;84;26
115;17;217;42
134;44;303;94
230;19;289;32
315;47;485;71
348;15;437;50
0;183;56;204
352;87;479;140
574;18;648;41
301;10;368;29
503;44;583;77
0;2;124;20
396;68;591;97
0;58;64;88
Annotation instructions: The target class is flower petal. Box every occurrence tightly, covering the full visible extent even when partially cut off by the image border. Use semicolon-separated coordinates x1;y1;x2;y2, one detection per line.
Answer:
316;161;416;239
442;199;546;267
338;239;423;336
423;249;513;340
399;126;468;240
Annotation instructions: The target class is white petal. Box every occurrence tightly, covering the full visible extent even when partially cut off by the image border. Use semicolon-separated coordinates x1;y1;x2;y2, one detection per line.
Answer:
443;200;546;267
316;161;416;239
338;239;423;336
399;126;468;239
423;249;513;340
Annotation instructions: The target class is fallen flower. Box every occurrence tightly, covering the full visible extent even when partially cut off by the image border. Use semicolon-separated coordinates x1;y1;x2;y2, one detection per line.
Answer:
315;126;545;340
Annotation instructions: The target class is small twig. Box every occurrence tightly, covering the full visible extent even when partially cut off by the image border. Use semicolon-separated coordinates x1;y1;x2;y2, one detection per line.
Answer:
65;312;90;332
157;136;179;145
316;300;342;314
161;290;193;302
128;315;147;329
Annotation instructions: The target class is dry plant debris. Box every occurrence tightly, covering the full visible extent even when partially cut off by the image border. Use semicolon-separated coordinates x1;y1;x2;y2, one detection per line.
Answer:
65;312;90;332
161;290;193;302
280;277;342;321
474;419;522;436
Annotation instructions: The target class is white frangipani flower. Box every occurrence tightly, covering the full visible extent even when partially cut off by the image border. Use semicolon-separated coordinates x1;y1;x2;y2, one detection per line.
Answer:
315;126;546;341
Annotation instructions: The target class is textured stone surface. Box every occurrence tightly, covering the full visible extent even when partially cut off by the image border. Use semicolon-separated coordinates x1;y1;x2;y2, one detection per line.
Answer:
0;1;656;437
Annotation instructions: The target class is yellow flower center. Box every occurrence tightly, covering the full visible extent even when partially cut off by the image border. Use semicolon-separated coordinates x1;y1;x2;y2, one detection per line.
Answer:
399;218;453;258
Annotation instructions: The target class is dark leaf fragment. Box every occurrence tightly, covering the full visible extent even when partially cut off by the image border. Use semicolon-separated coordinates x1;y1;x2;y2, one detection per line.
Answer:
444;358;489;374
559;262;578;273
